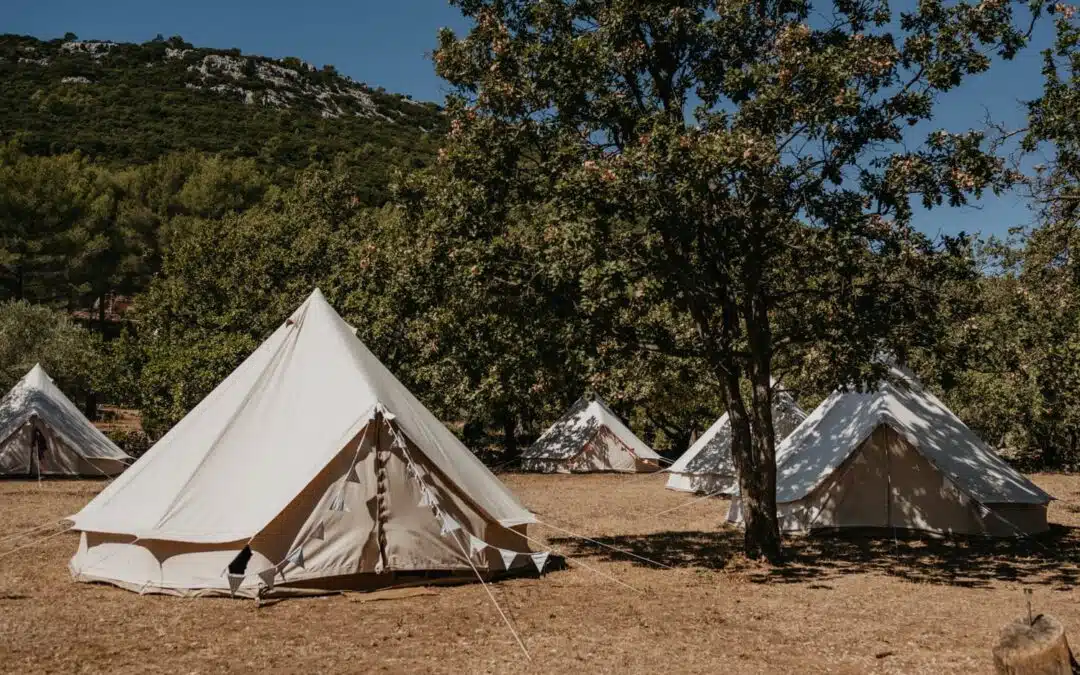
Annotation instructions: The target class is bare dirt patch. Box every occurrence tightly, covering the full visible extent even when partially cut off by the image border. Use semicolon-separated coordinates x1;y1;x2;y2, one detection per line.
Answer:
0;473;1078;673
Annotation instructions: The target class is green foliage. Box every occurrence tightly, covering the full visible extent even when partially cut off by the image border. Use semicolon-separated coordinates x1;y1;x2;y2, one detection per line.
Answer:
425;0;1042;559
0;34;442;206
0;299;102;400
126;169;375;435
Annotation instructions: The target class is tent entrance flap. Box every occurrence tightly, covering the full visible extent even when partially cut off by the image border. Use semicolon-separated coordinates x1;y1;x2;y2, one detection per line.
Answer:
808;426;992;534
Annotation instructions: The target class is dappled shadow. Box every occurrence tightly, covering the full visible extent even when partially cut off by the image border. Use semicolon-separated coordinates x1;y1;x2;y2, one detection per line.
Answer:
550;529;744;571
776;372;1049;509
675;392;806;477
550;524;1080;589
521;396;598;463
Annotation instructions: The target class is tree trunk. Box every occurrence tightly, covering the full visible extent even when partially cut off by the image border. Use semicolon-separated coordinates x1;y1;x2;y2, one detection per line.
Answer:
98;292;107;336
743;286;782;561
502;413;519;461
993;614;1074;675
84;391;98;421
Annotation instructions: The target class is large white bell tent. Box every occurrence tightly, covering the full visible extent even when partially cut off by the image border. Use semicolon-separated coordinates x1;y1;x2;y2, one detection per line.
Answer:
0;364;131;478
521;394;662;473
727;367;1052;537
68;290;543;598
666;384;806;496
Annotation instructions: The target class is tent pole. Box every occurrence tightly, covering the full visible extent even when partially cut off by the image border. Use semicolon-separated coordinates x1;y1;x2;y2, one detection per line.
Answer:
885;429;898;553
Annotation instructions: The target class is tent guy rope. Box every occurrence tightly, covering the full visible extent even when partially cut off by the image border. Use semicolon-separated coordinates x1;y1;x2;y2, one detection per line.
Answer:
533;519;673;569
451;534;532;661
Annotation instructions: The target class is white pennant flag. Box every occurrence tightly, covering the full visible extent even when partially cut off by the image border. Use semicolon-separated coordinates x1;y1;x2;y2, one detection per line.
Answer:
257;567;278;591
499;548;518;570
418;487;436;508
286;546;305;569
469;534;488;556
439;514;462;536
226;573;244;597
530;551;550;574
309;522;325;541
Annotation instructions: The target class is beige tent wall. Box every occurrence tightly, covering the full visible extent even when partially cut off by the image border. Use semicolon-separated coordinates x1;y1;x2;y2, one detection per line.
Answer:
665;471;738;495
979;503;1048;536
71;417;533;597
790;426;980;533
523;427;660;474
776;426;1049;537
0;423;32;475
0;418;125;478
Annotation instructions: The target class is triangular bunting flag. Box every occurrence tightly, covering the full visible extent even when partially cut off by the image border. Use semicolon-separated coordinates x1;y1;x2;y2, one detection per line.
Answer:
468;534;488;556
286;546;305;569
346;463;363;484
309;522;325;541
530;551;550;574
226;573;244;597
418;487;436;508
439;514;462;536
499;548;518;570
257;567;278;590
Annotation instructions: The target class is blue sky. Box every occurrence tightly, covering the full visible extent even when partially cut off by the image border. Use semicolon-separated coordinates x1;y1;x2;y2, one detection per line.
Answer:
4;0;1059;239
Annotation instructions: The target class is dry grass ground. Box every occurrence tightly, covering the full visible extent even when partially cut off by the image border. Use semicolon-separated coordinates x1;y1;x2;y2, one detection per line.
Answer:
1;473;1079;674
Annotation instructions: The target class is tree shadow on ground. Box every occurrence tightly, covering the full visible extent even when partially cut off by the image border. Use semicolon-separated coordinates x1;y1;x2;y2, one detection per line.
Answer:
549;524;1080;589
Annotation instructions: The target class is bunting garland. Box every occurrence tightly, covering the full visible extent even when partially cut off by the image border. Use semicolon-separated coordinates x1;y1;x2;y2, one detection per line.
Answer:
257;567;278;591
499;548;519;570
439;514;462;536
286;546;305;569
398;433;548;576
469;534;489;556
530;551;550;574
226;573;244;597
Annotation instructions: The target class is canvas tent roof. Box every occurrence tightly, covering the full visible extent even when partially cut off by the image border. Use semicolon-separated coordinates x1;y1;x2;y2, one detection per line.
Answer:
668;386;806;478
521;395;660;462
0;364;130;466
771;368;1051;506
68;289;534;543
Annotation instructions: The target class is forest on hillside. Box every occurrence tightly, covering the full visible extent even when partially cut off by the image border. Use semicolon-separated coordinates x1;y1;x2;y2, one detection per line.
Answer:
5;0;1080;494
0;34;443;205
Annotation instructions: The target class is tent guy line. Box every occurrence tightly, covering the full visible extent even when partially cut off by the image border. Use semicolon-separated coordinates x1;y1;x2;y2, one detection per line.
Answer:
512;528;644;594
451;534;533;662
0;525;73;563
533;519;674;570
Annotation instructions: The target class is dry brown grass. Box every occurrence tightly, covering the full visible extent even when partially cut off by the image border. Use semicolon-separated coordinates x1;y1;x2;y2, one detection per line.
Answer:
2;473;1080;674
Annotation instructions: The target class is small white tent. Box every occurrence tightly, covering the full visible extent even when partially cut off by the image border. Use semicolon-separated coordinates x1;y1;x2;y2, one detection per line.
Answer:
727;368;1052;537
68;290;538;598
521;395;661;473
0;364;130;478
666;387;806;495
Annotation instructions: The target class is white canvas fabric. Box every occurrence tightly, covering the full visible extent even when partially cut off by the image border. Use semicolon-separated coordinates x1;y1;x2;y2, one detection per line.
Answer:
68;289;536;597
666;384;806;495
521;395;661;473
0;364;130;477
727;368;1052;537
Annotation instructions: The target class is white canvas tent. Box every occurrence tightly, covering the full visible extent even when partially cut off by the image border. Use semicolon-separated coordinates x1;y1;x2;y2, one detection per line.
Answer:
727;368;1052;537
521;395;661;473
666;386;806;495
68;290;538;598
0;364;130;478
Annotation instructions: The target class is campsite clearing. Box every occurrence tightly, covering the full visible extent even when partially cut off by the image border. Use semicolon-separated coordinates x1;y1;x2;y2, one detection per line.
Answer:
2;472;1079;674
